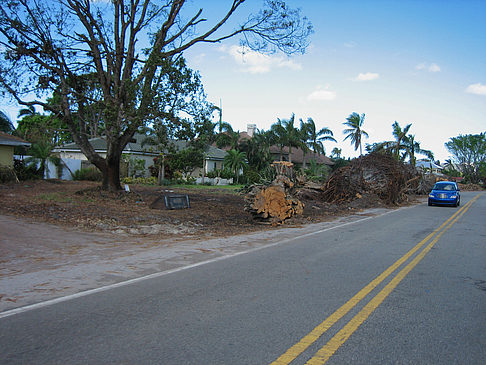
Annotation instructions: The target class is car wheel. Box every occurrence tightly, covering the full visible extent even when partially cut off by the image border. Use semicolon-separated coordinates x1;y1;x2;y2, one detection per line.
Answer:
428;200;432;206
456;199;460;207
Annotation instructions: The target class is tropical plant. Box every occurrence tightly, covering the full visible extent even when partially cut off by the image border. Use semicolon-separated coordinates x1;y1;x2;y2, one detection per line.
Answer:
302;117;336;155
25;141;59;179
304;159;331;182
343;112;369;156
402;135;434;167
239;129;272;171
224;149;248;184
330;147;342;159
270;114;302;163
391;121;412;160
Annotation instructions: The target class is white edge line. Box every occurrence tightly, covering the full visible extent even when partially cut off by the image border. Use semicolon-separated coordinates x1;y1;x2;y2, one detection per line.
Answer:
0;206;407;319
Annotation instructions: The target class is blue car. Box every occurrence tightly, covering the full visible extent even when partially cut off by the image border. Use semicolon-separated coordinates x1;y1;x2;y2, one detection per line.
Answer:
428;181;460;207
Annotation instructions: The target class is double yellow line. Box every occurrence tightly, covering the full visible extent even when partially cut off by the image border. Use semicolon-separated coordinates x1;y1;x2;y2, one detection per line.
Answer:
271;193;482;365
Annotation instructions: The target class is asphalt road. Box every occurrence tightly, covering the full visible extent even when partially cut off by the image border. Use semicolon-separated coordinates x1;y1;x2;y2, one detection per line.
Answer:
1;191;485;364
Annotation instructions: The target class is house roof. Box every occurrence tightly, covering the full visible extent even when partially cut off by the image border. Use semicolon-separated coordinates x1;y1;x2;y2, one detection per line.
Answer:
57;133;155;154
0;132;31;147
269;145;334;166
416;160;442;169
55;133;226;160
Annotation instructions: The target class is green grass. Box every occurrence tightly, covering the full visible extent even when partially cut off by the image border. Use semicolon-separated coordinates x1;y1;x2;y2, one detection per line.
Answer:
37;192;73;203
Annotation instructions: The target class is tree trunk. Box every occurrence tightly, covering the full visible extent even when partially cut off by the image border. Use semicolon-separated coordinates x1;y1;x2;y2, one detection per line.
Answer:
102;153;122;191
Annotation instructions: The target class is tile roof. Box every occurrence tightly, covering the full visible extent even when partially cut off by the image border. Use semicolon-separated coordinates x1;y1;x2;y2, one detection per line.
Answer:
269;145;334;165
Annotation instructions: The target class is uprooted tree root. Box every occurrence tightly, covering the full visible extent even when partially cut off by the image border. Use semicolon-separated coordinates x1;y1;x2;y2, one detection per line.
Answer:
321;153;425;205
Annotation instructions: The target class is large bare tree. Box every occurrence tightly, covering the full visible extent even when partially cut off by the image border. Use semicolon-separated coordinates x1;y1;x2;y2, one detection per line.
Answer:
0;0;312;190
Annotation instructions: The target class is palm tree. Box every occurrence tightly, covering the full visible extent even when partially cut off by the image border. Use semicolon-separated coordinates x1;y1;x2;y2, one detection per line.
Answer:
25;141;58;179
303;117;336;155
239;129;272;171
391;121;412;160
141;124;171;184
343;112;368;156
0;110;15;133
17;105;36;118
402;135;434;167
270;114;301;163
223;149;247;184
331;147;342;159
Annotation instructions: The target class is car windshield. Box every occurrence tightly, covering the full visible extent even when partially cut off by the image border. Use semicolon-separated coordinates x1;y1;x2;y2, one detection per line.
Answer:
433;183;455;191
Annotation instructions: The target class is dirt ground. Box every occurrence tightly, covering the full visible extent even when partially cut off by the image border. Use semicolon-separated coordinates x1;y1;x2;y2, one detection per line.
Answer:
0;180;378;239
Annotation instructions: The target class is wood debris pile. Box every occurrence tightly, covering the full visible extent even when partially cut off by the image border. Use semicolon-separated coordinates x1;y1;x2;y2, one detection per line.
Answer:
244;161;304;224
321;153;421;205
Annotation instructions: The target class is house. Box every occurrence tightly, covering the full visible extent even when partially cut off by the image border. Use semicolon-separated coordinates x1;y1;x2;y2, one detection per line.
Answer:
52;134;227;180
416;159;443;174
0;132;31;167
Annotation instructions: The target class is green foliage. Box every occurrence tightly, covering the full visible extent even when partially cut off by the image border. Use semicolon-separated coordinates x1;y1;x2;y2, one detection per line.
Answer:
121;176;157;185
224;149;248;183
304;160;331;182
445;132;486;184
0;165;17;183
13;159;42;181
25;141;59;178
168;146;203;178
331;158;350;171
73;167;103;181
16;114;71;146
244;168;262;185
122;155;146;178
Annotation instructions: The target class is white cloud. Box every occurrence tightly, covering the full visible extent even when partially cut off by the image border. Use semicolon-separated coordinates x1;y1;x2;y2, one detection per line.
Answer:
465;83;486;95
344;41;357;48
353;72;380;81
428;63;441;72
416;62;441;72
307;86;336;101
220;45;302;74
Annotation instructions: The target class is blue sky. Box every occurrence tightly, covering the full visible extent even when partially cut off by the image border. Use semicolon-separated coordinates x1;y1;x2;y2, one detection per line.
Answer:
1;0;485;162
181;0;486;162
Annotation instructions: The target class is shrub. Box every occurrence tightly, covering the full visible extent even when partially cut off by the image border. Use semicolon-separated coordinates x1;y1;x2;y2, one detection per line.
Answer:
121;176;157;185
244;168;261;184
0;165;17;183
73;167;103;181
13;159;42;181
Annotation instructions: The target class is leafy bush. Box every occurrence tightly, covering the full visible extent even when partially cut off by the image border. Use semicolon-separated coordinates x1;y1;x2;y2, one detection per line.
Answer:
13;159;42;181
73;167;103;181
0;165;17;183
205;168;235;179
244;168;262;184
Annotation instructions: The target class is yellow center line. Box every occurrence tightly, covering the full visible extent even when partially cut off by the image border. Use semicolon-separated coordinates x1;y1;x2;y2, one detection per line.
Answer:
306;193;481;364
270;194;481;365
